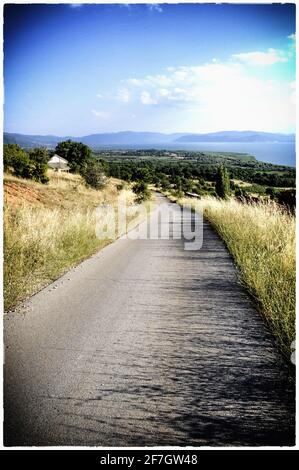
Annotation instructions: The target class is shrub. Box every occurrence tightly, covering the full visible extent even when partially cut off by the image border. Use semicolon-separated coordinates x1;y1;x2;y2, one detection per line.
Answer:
235;187;248;198
160;175;171;191
29;147;49;164
81;159;106;189
276;189;296;211
265;187;276;200
132;180;151;203
3;144;49;183
3;144;30;174
215;165;231;199
28;148;49;183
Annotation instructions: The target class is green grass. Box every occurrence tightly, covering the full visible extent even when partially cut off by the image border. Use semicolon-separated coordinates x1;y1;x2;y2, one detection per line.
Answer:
179;196;295;361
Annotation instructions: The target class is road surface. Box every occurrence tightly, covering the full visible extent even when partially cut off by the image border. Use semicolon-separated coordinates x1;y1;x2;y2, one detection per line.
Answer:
4;195;295;446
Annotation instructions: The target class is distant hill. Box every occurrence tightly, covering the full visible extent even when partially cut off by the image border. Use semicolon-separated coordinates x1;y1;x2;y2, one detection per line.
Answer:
80;131;187;146
3;133;74;148
175;131;295;143
3;130;295;149
3;131;187;148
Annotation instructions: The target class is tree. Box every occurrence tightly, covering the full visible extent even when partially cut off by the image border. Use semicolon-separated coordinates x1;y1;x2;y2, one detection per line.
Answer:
181;177;193;193
29;147;49;164
132;181;151;203
28;148;49;183
81;160;106;190
172;175;182;192
265;187;276;200
215;165;230;199
3;144;49;183
55;140;92;173
3;144;28;172
160;175;171;191
3;144;32;179
276;189;296;211
134;167;151;183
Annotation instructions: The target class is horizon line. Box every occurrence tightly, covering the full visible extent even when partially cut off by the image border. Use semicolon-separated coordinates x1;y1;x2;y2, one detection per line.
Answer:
3;129;296;138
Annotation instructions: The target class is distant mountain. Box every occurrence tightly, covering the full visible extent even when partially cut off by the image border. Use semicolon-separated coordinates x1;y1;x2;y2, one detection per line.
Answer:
3;133;73;148
80;131;187;146
175;131;295;143
3;131;187;148
3;130;295;149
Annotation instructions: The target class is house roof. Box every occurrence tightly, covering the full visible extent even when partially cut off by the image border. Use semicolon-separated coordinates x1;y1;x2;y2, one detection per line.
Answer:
48;154;68;164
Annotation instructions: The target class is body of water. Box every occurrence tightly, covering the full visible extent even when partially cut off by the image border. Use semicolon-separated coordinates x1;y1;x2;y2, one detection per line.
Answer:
168;142;296;167
163;142;296;166
109;142;295;167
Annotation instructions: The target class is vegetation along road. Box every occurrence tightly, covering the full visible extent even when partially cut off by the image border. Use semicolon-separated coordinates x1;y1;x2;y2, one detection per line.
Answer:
4;194;294;446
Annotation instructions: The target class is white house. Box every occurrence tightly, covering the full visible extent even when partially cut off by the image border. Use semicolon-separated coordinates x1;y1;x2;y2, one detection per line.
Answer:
48;154;70;172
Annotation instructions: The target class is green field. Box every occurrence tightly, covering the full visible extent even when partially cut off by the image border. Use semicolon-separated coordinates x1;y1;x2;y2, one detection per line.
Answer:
95;149;295;194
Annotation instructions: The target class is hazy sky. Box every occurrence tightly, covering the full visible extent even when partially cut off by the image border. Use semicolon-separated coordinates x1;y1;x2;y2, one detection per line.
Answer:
4;3;296;136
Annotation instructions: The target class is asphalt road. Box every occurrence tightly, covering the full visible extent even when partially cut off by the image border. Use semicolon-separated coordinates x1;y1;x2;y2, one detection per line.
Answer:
4;195;295;446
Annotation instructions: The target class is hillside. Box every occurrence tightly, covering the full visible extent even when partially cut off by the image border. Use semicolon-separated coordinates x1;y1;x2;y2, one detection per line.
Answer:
4;171;131;210
4;171;140;310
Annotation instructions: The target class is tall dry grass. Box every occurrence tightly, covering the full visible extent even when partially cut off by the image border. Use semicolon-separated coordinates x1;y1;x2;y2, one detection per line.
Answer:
180;196;295;358
4;205;105;310
4;172;144;311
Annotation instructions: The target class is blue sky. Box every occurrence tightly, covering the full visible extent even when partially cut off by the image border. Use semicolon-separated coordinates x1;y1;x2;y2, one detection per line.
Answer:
4;3;296;135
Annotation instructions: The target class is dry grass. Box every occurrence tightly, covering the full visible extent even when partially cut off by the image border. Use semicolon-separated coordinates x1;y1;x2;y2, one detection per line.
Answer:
4;170;135;210
4;171;144;311
179;196;295;359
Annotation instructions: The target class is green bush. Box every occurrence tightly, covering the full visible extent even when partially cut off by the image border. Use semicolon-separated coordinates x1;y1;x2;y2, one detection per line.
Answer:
235;187;248;198
160;175;171;191
276;189;296;211
4;144;29;173
81;159;106;189
28;148;49;183
215;165;231;199
3;144;49;183
266;187;276;200
132;180;151;203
